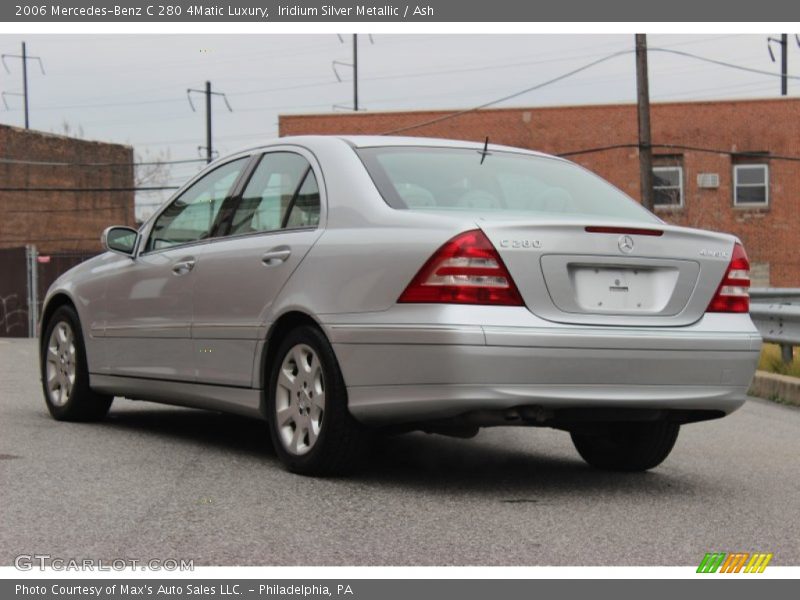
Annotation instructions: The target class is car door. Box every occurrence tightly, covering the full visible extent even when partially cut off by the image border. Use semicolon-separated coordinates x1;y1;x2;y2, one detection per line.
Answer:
102;157;249;381
191;149;325;387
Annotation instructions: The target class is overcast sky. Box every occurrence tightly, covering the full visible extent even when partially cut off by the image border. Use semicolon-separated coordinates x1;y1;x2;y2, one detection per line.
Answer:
0;33;794;218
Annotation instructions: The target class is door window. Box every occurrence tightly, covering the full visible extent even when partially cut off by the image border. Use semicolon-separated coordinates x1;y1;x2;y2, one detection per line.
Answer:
147;158;248;251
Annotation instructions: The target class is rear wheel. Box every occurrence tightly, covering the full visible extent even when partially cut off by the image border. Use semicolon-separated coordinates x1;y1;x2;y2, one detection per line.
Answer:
570;421;679;472
267;325;370;476
40;305;112;421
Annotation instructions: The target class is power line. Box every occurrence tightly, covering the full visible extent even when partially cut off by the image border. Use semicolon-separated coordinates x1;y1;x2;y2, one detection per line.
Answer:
0;80;334;112
18;96;184;111
558;143;800;163
557;143;639;157
379;47;800;136
653;79;777;100
0;186;178;192
0;156;205;167
17;81;325;111
6;206;132;214
1;236;100;243
651;47;800;81
380;50;633;135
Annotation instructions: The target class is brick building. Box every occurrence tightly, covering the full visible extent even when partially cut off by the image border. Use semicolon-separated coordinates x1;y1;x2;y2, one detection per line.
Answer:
0;124;135;253
280;98;800;287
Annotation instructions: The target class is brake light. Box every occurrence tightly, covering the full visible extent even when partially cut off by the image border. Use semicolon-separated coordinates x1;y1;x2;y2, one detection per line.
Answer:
706;243;750;313
398;230;524;306
585;226;663;237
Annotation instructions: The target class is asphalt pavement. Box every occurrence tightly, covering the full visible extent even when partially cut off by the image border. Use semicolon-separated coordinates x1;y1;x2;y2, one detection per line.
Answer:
1;338;798;566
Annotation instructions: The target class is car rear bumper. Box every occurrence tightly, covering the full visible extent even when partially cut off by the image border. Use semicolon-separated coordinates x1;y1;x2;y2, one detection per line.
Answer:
324;308;761;425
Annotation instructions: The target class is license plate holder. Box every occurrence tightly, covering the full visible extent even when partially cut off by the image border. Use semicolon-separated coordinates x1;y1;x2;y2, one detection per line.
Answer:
568;265;675;313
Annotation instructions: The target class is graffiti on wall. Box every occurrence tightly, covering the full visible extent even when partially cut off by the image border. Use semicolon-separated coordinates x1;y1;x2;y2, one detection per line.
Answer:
0;294;27;335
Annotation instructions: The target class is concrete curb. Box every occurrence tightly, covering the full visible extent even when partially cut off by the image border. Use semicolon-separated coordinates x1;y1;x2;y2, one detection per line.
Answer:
748;370;800;407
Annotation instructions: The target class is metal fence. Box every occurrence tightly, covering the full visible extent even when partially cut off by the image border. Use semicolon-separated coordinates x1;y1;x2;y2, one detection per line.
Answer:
749;288;800;364
0;246;96;338
0;247;31;337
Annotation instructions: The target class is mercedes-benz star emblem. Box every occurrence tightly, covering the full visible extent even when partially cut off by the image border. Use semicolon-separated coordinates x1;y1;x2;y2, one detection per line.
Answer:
618;235;635;254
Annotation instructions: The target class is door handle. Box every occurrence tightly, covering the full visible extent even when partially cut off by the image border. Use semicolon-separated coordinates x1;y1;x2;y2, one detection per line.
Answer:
261;247;291;266
172;258;196;276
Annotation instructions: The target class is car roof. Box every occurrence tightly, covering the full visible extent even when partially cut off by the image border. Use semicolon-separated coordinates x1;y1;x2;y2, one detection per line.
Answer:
233;135;558;160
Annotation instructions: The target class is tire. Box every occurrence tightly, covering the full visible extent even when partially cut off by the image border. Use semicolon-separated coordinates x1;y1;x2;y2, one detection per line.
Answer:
40;305;112;421
570;421;679;472
266;325;370;476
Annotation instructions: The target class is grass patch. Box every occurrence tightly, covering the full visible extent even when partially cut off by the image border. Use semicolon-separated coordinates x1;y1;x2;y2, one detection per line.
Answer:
758;343;800;378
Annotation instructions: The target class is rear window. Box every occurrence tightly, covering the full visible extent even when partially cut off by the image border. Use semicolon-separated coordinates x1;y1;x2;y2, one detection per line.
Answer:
356;146;656;222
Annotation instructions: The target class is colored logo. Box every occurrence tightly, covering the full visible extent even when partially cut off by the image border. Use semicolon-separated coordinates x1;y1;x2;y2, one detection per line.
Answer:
697;552;773;573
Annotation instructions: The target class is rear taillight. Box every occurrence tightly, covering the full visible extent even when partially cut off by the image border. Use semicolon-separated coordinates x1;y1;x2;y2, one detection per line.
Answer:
706;243;750;313
398;229;524;306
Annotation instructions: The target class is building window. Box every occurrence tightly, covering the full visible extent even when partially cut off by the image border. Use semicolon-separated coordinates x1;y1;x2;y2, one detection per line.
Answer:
733;164;769;206
653;166;683;208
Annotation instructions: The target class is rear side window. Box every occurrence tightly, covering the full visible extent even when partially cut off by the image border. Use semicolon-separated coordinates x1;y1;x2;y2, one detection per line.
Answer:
357;146;657;223
229;152;320;235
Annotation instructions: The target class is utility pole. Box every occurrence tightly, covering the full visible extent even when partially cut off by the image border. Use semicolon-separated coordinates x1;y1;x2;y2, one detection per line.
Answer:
353;34;359;112
635;34;655;212
205;81;212;163
1;41;45;129
782;33;788;96
21;42;28;127
333;34;373;111
187;81;232;164
768;34;800;96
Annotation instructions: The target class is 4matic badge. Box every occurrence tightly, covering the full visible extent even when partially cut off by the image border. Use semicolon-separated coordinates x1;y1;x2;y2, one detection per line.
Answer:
700;248;730;258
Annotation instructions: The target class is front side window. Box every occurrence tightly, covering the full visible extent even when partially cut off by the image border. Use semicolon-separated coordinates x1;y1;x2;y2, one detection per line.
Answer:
228;152;320;236
733;164;769;206
356;146;658;223
147;158;248;251
653;166;683;208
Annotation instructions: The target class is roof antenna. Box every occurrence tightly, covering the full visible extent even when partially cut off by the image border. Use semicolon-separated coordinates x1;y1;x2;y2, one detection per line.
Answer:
479;136;491;165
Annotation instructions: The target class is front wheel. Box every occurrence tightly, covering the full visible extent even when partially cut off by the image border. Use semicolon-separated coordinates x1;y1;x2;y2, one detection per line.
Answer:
40;305;112;421
570;421;679;472
266;325;370;476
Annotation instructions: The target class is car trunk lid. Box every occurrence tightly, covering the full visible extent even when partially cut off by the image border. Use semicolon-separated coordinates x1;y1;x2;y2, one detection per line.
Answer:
478;219;736;327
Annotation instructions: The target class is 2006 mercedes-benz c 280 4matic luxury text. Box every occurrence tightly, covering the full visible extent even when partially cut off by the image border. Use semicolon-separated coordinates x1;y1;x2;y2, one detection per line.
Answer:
39;136;761;475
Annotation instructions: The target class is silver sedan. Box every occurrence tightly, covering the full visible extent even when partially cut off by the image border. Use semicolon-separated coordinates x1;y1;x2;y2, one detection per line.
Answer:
39;136;761;475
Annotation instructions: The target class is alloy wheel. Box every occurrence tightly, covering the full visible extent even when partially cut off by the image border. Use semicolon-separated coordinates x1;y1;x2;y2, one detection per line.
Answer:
45;321;77;407
274;343;326;455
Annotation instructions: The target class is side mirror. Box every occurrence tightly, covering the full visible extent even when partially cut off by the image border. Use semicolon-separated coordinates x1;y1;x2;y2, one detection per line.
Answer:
102;226;138;256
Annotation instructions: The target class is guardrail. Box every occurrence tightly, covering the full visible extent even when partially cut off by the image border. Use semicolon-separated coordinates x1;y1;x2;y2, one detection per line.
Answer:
749;288;800;364
750;288;800;304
